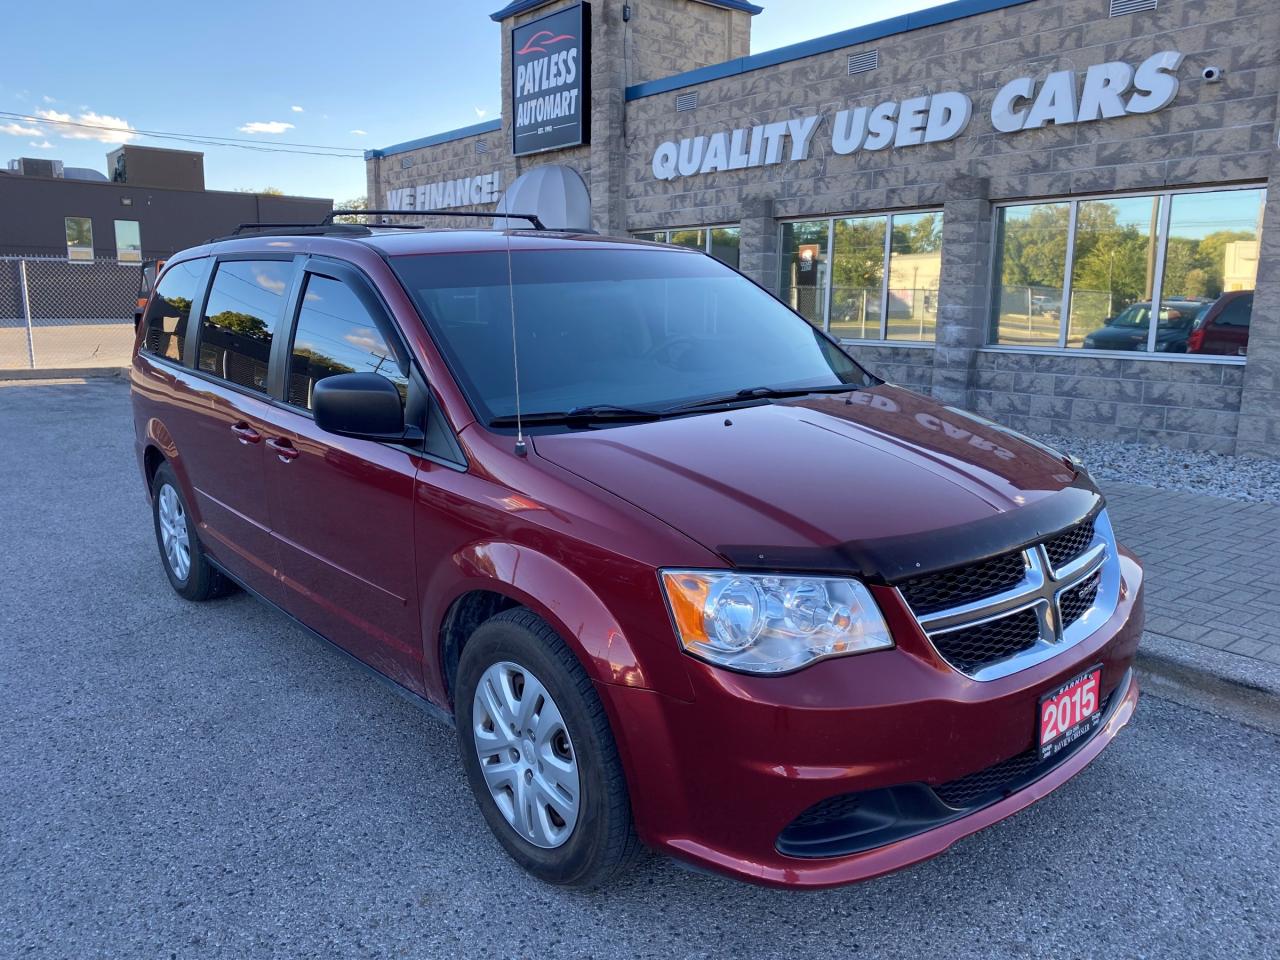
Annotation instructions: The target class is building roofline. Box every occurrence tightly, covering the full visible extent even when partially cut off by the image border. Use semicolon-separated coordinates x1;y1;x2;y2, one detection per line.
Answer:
489;0;761;22
365;119;504;161
0;172;331;203
624;0;1032;100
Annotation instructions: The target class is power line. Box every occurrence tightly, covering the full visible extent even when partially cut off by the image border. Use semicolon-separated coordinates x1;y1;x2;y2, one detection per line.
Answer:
0;111;366;158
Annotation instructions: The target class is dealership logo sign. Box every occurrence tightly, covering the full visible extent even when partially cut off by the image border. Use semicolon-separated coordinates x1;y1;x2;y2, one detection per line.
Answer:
651;51;1184;181
512;2;590;157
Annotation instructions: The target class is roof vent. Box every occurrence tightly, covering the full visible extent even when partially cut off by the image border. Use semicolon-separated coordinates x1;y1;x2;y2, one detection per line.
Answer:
1109;0;1156;15
676;91;699;112
475;140;490;155
399;155;414;170
847;50;879;75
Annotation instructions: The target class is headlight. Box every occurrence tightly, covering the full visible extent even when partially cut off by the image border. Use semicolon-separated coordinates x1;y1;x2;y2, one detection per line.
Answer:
660;570;893;674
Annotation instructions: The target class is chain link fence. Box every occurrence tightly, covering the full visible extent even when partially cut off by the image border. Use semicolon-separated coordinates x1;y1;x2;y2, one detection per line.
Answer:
0;256;140;371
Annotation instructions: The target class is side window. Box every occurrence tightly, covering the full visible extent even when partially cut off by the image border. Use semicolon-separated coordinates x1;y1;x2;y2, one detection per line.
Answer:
141;258;204;363
1218;295;1252;327
287;274;407;410
196;260;294;392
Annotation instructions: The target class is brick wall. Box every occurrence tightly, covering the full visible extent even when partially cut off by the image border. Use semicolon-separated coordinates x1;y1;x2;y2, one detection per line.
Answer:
626;0;750;86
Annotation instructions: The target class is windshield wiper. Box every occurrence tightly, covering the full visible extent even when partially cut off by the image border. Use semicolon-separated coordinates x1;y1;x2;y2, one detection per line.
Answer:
665;382;860;413
488;404;665;427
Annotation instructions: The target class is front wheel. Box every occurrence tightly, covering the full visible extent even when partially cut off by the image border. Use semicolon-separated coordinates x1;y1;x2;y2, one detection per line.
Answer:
455;608;640;887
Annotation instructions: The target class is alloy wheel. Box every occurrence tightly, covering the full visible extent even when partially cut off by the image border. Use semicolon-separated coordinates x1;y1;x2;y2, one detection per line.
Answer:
471;660;580;849
157;483;191;582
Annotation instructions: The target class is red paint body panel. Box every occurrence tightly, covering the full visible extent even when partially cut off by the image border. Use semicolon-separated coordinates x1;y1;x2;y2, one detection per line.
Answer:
131;230;1147;888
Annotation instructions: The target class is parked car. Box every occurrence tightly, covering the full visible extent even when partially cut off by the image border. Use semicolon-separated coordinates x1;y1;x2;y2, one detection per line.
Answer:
131;219;1144;889
1081;299;1203;352
132;259;163;330
1187;290;1252;356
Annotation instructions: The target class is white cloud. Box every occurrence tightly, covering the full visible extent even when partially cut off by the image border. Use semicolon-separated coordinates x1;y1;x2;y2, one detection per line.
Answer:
239;120;295;134
36;108;137;143
29;140;53;149
474;107;489;119
1;122;43;137
291;105;304;113
350;128;368;136
41;95;56;104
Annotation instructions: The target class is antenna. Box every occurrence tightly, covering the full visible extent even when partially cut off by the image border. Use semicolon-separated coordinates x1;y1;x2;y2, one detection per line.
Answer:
504;221;527;457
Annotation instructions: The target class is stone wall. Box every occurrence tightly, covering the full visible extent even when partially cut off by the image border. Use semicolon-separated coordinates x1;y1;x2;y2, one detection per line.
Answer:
625;0;751;86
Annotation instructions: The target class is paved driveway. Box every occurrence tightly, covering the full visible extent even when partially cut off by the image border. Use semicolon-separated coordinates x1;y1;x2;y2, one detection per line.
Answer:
2;379;1277;959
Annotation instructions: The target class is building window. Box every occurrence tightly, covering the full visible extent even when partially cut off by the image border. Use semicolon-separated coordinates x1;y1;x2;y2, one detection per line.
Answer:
65;217;94;261
114;220;142;264
781;211;943;342
991;186;1265;356
632;225;740;269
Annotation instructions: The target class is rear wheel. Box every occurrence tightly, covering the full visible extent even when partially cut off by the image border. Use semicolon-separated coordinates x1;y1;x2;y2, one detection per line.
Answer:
151;462;231;601
455;608;640;887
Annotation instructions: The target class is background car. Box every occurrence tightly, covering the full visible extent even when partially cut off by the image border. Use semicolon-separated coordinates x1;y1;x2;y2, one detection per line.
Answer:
1187;290;1252;356
1081;299;1205;352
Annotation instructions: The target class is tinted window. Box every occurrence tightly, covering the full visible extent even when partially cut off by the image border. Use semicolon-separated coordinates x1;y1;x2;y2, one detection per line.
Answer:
392;249;868;425
287;274;406;409
141;258;204;363
196;260;294;392
1218;294;1252;327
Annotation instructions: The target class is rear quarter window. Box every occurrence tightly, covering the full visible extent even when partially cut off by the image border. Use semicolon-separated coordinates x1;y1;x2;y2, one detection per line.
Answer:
141;259;205;363
195;260;295;393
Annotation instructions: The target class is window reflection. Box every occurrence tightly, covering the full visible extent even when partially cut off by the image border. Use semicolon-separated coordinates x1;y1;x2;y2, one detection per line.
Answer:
709;227;740;270
142;259;203;363
991;202;1069;347
1163;189;1263;356
668;228;706;251
780;220;829;328
1069;195;1160;349
829;216;885;339
287;275;407;409
886;212;941;342
196;260;292;392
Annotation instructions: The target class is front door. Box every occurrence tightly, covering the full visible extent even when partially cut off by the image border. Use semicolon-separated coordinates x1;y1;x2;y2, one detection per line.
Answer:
177;256;299;601
261;262;423;691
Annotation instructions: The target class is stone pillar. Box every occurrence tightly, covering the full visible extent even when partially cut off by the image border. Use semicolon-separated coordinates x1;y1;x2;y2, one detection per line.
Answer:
1236;144;1280;458
588;2;627;235
737;195;776;290
930;174;992;406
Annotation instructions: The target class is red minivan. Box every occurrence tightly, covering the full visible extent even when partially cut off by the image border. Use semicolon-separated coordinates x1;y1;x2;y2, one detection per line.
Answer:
131;220;1144;889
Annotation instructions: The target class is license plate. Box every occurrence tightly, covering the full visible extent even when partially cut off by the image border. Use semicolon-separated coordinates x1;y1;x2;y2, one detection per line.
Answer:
1038;666;1103;760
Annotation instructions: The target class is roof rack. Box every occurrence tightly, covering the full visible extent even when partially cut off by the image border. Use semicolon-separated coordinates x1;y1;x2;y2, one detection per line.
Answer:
323;209;548;230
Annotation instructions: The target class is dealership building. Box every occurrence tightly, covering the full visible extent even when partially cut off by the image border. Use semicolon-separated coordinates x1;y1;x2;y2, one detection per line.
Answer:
365;0;1280;458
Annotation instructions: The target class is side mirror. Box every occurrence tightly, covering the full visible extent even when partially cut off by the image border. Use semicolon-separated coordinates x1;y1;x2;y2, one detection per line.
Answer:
313;373;420;444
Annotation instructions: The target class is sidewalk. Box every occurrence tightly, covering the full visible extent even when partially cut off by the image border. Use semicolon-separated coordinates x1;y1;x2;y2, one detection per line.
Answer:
1104;482;1280;666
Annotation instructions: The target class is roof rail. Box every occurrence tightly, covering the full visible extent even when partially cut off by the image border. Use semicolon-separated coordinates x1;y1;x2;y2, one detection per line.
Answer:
227;222;376;237
324;208;548;230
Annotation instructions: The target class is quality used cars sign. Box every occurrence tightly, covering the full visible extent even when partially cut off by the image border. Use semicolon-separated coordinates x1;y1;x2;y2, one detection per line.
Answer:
651;50;1184;180
512;2;590;156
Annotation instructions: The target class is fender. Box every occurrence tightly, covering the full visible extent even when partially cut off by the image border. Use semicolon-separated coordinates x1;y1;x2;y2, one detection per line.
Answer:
422;540;695;708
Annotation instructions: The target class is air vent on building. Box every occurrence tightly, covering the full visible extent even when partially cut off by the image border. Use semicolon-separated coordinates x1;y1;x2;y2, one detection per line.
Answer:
475;140;490;155
676;92;699;112
399;155;414;170
848;50;879;75
1109;0;1156;15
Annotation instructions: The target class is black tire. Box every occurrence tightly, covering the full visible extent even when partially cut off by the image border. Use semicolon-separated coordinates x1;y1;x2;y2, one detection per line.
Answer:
150;462;233;602
455;608;641;887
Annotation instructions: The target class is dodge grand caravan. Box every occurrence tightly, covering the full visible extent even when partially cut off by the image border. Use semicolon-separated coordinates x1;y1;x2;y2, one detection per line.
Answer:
131;219;1143;889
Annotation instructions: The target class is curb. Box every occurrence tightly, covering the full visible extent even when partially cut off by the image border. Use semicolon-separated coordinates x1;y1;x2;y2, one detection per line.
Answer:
0;367;129;381
1136;632;1280;735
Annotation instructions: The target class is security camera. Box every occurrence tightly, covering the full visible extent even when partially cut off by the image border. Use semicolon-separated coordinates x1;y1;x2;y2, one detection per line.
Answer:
1202;66;1224;83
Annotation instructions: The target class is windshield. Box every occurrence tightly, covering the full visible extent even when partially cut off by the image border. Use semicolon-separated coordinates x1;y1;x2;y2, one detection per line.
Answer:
1109;304;1151;328
391;248;870;423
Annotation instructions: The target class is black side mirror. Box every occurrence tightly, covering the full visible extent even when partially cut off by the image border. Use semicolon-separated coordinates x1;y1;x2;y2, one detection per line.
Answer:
313;373;421;444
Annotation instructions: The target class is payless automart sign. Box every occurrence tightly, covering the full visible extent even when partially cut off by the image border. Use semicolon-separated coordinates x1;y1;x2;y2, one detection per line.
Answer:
651;51;1184;180
512;2;590;156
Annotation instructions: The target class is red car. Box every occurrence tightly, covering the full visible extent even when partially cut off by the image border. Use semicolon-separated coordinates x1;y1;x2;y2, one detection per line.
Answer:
131;220;1144;889
1187;290;1252;356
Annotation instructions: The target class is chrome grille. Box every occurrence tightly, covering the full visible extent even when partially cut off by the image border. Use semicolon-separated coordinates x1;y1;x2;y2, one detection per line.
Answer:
898;550;1027;614
1044;518;1096;571
903;510;1120;681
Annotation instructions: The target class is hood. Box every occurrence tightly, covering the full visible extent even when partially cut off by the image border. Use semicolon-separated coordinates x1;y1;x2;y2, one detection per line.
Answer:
532;385;1097;581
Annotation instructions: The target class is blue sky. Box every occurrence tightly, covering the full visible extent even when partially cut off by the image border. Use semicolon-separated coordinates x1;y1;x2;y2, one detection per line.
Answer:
2;0;940;202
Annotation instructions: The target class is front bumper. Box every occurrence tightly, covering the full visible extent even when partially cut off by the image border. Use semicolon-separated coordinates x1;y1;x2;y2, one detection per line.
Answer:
598;549;1144;888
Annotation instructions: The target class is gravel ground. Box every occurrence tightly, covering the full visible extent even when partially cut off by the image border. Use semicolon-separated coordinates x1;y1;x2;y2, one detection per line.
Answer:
1029;432;1280;504
3;379;1279;959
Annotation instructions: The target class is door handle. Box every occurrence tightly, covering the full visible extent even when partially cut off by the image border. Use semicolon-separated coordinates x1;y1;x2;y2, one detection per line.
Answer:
231;422;261;444
266;437;300;462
